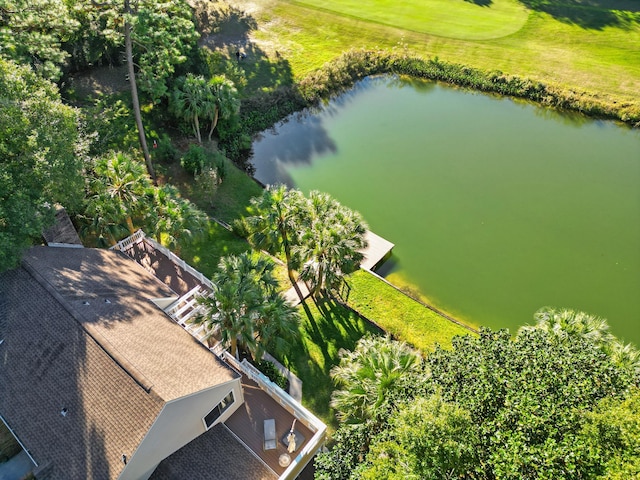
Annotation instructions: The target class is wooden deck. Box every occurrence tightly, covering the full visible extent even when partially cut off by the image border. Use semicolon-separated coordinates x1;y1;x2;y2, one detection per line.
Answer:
224;376;315;477
360;230;394;271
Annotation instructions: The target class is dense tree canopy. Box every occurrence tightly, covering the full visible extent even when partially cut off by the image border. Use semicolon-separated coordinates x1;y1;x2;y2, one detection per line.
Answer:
171;73;240;144
294;190;368;297
316;319;640;480
0;58;84;271
194;252;300;359
242;184;306;296
330;335;423;425
82;151;206;248
0;0;79;80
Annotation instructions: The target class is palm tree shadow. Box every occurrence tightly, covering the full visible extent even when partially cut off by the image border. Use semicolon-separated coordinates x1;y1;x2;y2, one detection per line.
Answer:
464;0;493;7
517;0;640;30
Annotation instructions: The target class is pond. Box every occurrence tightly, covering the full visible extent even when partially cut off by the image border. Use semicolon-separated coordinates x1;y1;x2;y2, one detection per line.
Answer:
249;76;640;346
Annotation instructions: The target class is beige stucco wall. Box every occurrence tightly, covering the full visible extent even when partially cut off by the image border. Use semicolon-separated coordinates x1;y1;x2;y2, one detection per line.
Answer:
118;377;243;480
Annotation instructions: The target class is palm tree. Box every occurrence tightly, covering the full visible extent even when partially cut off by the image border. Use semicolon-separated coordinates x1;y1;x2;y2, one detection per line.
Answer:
93;152;151;234
253;292;300;361
522;307;640;375
193;252;282;358
82;191;129;246
206;75;240;142
523;307;615;345
243;185;306;299
148;184;207;255
172;74;239;144
606;340;640;376
82;152;151;244
330;335;422;425
172;74;212;144
294;191;367;297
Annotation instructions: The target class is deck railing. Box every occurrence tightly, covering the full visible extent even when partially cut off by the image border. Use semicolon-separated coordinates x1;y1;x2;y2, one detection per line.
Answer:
110;229;146;252
111;230;214;290
220;352;327;480
112;229;327;479
221;354;324;433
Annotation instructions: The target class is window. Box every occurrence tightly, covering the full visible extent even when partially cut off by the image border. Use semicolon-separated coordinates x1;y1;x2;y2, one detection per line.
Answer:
203;391;235;429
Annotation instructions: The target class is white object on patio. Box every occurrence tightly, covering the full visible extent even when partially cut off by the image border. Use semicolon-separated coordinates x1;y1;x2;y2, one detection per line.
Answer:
263;418;276;451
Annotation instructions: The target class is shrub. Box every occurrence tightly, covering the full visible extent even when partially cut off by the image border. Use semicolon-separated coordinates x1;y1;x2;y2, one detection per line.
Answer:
0;422;21;463
211;151;227;180
153;133;179;162
223;49;638;165
181;144;207;175
194;165;221;207
255;360;288;390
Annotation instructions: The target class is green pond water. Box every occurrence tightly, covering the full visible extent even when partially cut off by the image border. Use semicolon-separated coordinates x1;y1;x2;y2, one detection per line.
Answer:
250;76;640;346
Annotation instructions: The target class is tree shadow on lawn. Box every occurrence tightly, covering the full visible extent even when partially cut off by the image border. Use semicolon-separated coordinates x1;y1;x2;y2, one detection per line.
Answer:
196;3;295;93
463;0;493;7
518;0;640;30
285;297;381;424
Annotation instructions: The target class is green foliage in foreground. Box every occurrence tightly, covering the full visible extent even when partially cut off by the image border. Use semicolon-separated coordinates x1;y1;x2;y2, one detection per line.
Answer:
0;420;21;463
255;359;288;390
315;327;640;480
240;186;368;299
346;269;471;351
0;59;84;272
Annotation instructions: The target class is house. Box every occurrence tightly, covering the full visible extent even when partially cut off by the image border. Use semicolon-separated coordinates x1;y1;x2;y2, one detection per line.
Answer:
0;232;326;479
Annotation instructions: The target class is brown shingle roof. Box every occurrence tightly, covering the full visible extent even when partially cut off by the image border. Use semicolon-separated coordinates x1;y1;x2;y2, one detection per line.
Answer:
150;424;277;480
21;246;238;401
0;246;240;479
0;267;163;480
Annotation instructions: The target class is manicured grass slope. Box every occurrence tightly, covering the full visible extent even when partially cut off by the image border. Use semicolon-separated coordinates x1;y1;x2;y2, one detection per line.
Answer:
237;0;640;105
179;221;251;277
346;270;473;352
206;159;263;223
294;0;529;40
177;170;473;427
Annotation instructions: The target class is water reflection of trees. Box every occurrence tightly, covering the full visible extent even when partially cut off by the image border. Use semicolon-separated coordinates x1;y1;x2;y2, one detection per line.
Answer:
250;114;337;187
250;75;442;187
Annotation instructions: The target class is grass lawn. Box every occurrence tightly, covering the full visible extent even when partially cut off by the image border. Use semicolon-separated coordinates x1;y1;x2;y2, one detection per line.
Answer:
179;221;251;277
346;270;473;352
173;155;477;426
293;0;529;40
222;0;640;106
279;297;382;429
204;157;264;223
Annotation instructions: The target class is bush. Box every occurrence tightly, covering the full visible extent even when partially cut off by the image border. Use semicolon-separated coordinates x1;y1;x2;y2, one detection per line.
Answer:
211;151;227;180
181;144;207;175
194;165;221;207
0;422;21;463
153;133;179;162
255;360;288;390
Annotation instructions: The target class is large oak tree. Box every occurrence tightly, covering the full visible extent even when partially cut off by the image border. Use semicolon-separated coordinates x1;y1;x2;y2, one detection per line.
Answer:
0;59;84;271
